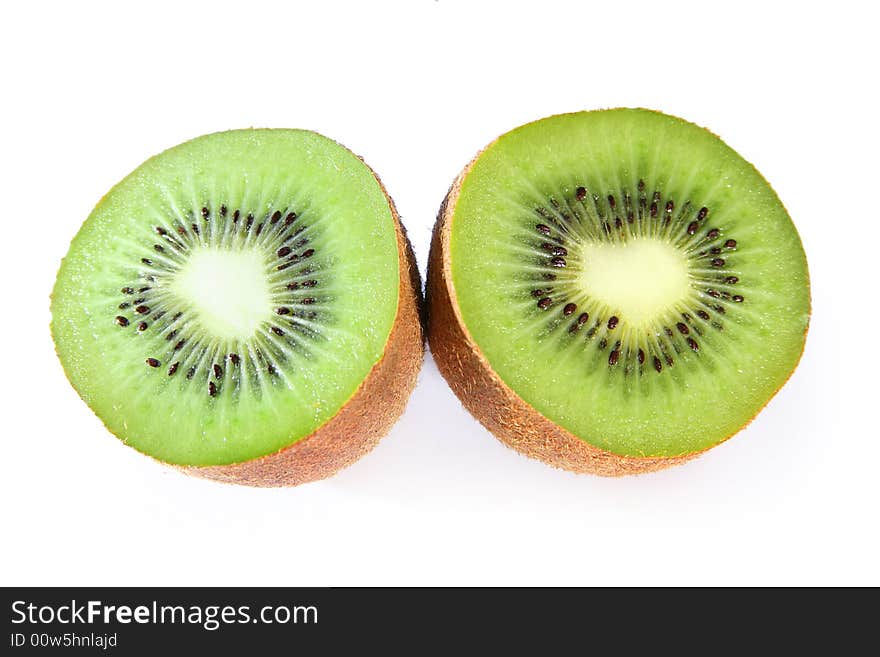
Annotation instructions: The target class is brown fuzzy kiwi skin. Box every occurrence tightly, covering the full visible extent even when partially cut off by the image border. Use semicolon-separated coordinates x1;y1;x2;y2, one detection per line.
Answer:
181;180;424;487
428;159;724;477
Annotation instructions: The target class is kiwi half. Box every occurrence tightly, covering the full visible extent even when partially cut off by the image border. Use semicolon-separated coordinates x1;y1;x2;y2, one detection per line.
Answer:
427;109;809;475
52;130;423;487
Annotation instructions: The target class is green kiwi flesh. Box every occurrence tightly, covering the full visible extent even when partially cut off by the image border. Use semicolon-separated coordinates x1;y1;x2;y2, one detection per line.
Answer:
52;130;402;467
447;109;810;458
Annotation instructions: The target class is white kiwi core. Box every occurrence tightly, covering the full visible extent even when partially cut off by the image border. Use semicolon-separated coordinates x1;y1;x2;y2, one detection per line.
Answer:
577;238;691;327
171;247;272;340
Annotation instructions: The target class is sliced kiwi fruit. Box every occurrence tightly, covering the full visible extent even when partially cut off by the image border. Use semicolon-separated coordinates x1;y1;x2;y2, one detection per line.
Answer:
51;129;423;487
427;109;809;475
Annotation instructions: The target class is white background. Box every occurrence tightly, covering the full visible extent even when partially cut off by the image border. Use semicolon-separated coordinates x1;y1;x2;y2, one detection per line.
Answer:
1;1;876;586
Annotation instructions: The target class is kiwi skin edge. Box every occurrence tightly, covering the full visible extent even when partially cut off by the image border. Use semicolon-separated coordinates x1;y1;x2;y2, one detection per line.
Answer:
426;147;809;477
174;176;425;487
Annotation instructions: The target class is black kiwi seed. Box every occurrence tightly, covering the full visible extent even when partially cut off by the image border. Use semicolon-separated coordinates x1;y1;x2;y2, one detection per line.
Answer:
687;221;699;235
276;307;290;315
609;350;620;366
725;239;737;248
146;357;160;368
213;364;223;379
201;207;209;219
548;245;568;256
228;353;240;365
121;287;134;294
575;187;587;201
732;295;744;302
277;246;292;257
697;310;710;320
302;280;318;288
676;322;689;335
687;338;700;352
285;212;297;225
208;381;218;397
287;282;300;290
711;258;725;267
119;302;130;309
706;228;720;239
537;298;552;310
550;257;566;268
653;356;662;372
115;316;129;327
135;305;150;314
563;303;576;316
607;316;619;330
271;210;282;224
137;322;148;331
167;362;179;376
725;276;739;284
302;249;315;258
697;207;709;220
638;349;645;364
271;327;285;336
536;223;551;235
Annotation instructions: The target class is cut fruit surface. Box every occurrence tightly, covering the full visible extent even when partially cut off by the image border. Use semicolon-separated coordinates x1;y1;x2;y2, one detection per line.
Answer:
52;129;422;476
432;109;810;464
